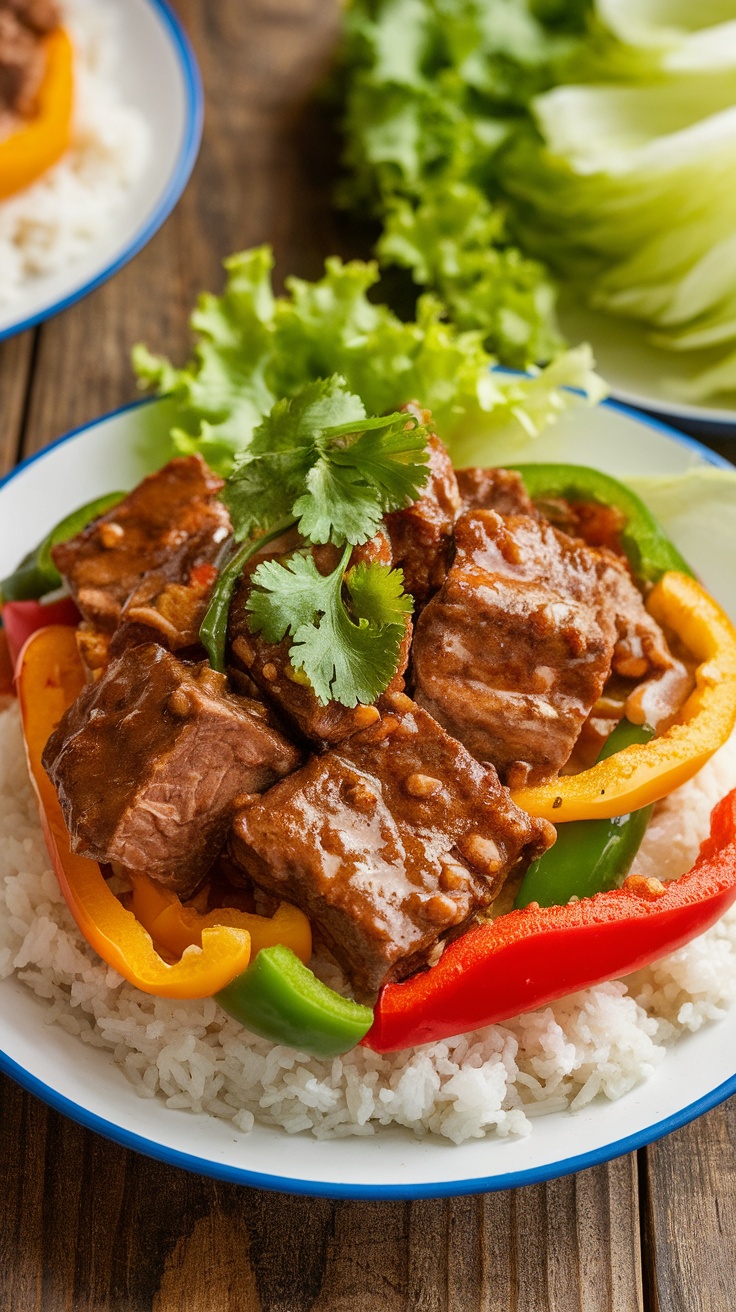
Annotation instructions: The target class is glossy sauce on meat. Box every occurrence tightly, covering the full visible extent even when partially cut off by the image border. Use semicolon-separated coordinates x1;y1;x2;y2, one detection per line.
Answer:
52;456;231;633
230;692;552;1001
413;509;620;785
385;429;461;603
43;644;301;897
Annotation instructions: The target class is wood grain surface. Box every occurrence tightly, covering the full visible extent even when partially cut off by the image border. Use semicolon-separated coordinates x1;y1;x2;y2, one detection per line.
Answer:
1;3;735;1309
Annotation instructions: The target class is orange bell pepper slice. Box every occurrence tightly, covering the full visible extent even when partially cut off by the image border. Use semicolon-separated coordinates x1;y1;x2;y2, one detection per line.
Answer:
129;872;312;965
512;572;736;822
17;625;252;998
0;28;74;201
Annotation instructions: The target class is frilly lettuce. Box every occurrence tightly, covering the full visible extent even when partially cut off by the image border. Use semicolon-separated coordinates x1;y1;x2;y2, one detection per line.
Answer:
377;181;562;366
134;246;604;475
335;0;580;365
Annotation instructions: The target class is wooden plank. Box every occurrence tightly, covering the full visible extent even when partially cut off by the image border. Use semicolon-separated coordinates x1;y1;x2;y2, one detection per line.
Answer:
0;332;35;476
641;1099;736;1312
0;1074;645;1312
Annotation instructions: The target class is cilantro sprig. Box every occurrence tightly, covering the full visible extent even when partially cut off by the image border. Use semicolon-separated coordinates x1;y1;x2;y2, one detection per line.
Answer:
200;376;430;706
247;547;412;707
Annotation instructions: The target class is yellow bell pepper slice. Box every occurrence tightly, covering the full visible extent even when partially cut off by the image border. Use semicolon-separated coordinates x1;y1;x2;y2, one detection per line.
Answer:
0;29;74;201
512;572;736;822
129;872;312;965
18;625;252;998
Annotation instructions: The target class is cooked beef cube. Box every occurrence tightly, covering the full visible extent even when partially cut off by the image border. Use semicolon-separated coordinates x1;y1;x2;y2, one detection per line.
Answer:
534;495;631;562
413;509;623;786
597;554;692;730
112;546;220;656
43;644;301;897
3;0;60;34
0;8;43;114
230;692;552;1001
228;531;411;745
52;456;231;633
385;429;461;603
456;467;536;518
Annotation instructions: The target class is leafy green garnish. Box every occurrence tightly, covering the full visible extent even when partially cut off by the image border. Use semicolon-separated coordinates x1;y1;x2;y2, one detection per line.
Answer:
335;0;583;364
247;546;412;707
200;377;427;701
223;377;430;546
134;246;603;477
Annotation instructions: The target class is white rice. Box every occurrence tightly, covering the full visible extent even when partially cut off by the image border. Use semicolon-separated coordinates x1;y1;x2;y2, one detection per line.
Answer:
0;0;149;302
2;698;736;1144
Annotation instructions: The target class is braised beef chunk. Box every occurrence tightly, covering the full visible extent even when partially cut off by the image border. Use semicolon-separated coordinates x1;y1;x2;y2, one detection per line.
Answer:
534;496;628;559
456;467;535;518
112;544;219;655
4;0;60;34
52;456;231;633
228;532;411;746
385;430;461;603
0;7;43;114
413;509;621;786
230;692;552;1001
43;644;301;897
597;554;692;730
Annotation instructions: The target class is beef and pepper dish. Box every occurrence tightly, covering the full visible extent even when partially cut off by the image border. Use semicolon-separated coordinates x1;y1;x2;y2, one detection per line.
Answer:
6;395;736;1059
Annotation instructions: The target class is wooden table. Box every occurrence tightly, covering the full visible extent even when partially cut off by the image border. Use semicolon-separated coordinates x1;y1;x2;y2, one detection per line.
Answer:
1;4;735;1308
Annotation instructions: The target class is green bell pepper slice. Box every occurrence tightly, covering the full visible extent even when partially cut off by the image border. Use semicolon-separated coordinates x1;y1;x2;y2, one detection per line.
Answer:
216;944;374;1057
514;719;655;910
511;463;692;585
0;491;126;604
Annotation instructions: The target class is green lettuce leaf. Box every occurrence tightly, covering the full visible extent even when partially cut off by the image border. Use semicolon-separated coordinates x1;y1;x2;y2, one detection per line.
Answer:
135;246;604;475
497;3;736;400
335;0;576;365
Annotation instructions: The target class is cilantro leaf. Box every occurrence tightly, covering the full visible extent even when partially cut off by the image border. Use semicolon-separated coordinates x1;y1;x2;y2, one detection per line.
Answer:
330;419;431;511
346;559;413;626
223;375;430;548
221;448;311;542
246;547;411;707
293;461;385;546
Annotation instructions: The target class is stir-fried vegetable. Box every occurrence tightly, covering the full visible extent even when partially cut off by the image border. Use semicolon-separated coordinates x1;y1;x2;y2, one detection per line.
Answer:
0;28;74;200
512;463;693;584
366;788;736;1052
217;945;374;1058
515;719;655;910
513;572;736;821
128;872;312;965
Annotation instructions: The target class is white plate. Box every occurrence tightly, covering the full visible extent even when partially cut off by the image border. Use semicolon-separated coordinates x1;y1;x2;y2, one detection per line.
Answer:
0;0;202;340
0;397;734;1199
559;297;736;432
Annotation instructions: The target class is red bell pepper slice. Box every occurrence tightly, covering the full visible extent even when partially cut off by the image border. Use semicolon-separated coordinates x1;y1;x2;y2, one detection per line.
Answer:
365;789;736;1053
0;630;12;696
2;597;79;670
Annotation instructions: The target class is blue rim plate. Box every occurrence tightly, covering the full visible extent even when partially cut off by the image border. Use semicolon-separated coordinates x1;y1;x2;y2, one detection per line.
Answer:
0;395;734;1199
0;0;202;341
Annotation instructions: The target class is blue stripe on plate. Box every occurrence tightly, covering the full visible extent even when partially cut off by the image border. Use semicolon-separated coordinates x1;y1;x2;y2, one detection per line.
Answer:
0;391;734;1197
0;0;203;341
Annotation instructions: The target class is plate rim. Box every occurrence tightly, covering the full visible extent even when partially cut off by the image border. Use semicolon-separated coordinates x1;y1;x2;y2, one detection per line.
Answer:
0;393;734;1199
0;0;203;342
